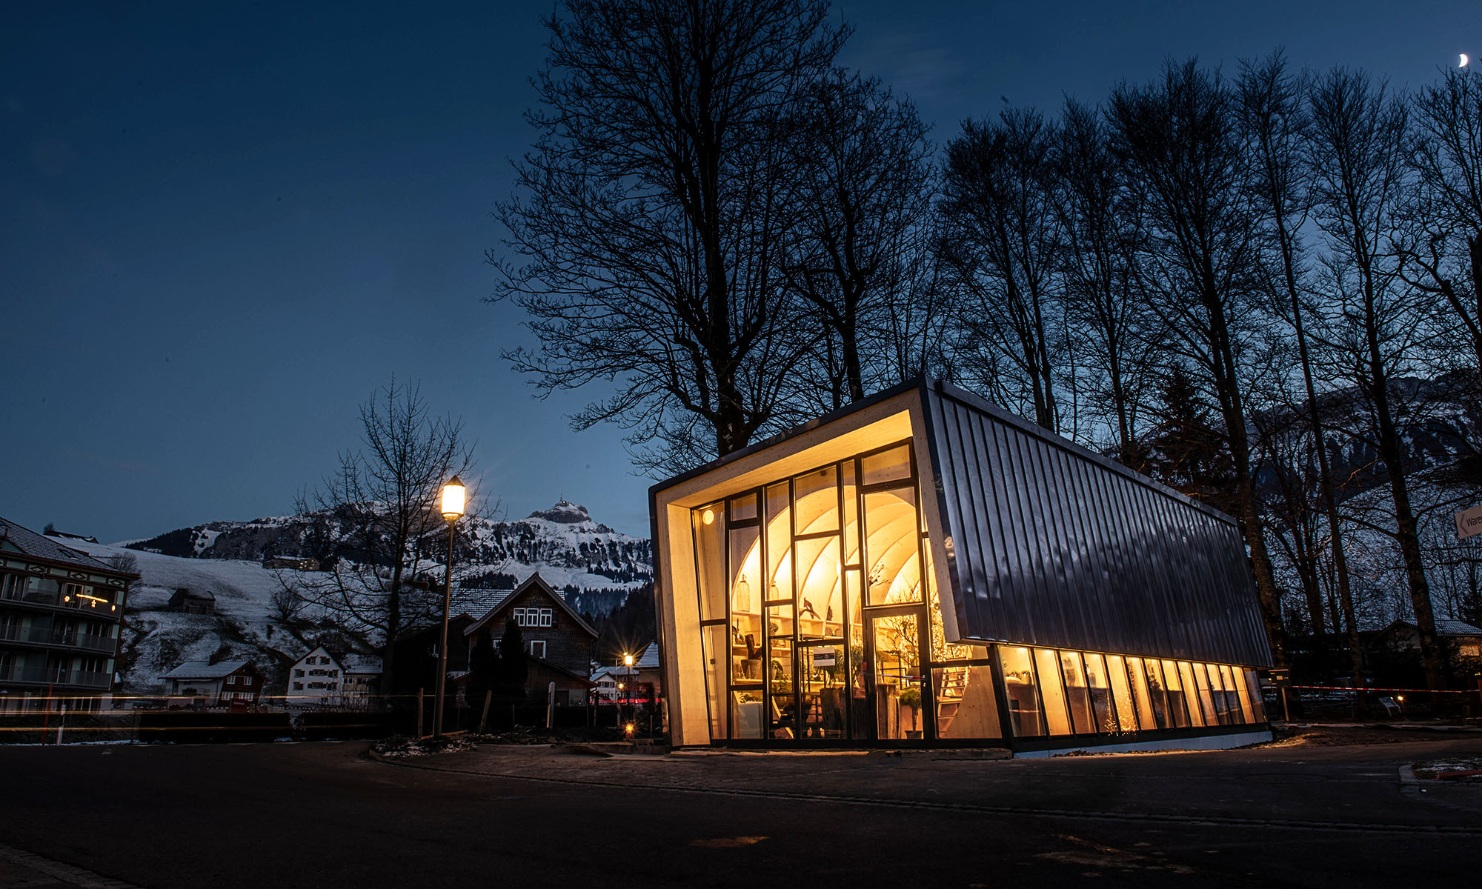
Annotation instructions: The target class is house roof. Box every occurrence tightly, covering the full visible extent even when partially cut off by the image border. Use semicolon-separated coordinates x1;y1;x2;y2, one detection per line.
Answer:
343;655;382;675
0;516;119;572
1380;619;1482;637
529;657;595;686
161;659;255;680
452;587;512;621
171;588;216;601
462;573;599;638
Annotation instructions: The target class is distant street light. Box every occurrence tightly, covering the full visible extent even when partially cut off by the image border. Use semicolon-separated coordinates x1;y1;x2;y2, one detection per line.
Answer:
623;651;635;730
432;475;465;740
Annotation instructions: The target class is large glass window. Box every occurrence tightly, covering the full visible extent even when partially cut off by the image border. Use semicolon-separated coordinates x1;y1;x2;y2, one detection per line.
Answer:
1059;651;1096;735
1105;655;1139;732
693;504;726;621
864;487;921;606
933;663;1001;739
999;646;1044;737
1035;648;1073;736
1083;653;1117;733
872;613;922;740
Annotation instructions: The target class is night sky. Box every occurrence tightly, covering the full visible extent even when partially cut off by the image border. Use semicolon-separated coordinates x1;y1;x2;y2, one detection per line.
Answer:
2;1;1472;543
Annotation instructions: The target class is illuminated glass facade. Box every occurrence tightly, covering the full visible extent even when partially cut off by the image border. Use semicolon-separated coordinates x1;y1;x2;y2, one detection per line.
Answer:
652;381;1272;752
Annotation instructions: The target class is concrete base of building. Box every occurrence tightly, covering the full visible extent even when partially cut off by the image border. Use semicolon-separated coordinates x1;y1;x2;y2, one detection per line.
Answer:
1014;728;1274;758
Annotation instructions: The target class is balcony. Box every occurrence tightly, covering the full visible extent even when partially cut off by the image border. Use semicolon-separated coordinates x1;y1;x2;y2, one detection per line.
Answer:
1;588;61;607
0;626;117;653
0;664;112;689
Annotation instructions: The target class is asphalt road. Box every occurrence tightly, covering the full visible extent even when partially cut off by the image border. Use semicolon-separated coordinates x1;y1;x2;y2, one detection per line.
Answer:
3;734;1481;889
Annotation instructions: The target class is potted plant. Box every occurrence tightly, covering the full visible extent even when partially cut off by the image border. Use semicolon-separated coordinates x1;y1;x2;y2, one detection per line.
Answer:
899;686;922;739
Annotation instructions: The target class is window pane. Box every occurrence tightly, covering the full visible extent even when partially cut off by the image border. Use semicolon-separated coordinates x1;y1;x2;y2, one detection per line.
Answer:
800;644;847;739
999;646;1044;737
862;445;912;485
1035;648;1073;736
794;465;839;535
693;503;726;620
1160;659;1191;728
1060;651;1095;735
767;629;795;740
1141;658;1172;729
730;492;758;522
729;525;762;664
1083;653;1116;734
732;690;763;739
842;461;859;565
765;482;792;603
1244;670;1267;722
1232;665;1255;724
864;487;921;605
873;614;922;740
794;537;841;640
1124;657;1158;731
933;664;1002;739
1216;664;1240;724
1106;655;1138;732
1193;664;1218;725
1177;661;1206;727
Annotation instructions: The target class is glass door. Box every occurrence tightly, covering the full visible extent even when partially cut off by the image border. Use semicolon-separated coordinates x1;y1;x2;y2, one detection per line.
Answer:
798;641;848;740
869;611;925;740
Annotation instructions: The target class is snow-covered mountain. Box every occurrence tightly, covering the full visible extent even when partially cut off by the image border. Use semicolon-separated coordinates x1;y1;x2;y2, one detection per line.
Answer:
79;501;651;696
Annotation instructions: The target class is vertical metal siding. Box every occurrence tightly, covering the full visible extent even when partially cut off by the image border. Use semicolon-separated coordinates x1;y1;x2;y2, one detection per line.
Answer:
923;383;1273;667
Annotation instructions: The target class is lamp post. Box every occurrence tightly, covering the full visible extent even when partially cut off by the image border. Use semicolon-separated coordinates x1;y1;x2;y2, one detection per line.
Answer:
432;475;465;739
623;652;635;737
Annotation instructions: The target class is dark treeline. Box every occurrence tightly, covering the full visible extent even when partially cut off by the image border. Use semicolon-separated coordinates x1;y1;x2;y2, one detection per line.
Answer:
492;1;1481;687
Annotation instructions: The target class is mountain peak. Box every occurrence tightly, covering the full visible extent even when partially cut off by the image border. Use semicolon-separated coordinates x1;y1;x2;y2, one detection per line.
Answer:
528;499;594;524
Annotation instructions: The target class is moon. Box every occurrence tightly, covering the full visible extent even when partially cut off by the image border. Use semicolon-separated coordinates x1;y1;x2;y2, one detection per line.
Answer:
1463;53;1471;68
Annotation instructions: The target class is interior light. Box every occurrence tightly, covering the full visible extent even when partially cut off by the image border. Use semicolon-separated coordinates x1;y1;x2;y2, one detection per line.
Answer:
701;508;715;526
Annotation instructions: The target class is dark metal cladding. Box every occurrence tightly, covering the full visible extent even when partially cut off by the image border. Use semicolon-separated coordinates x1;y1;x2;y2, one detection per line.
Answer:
921;382;1272;667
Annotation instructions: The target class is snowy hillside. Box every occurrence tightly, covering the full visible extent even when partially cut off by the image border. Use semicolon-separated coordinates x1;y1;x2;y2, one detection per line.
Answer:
75;501;651;696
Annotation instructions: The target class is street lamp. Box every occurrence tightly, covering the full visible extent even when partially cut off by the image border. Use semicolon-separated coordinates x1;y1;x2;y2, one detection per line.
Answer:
432;475;465;739
623;652;635;733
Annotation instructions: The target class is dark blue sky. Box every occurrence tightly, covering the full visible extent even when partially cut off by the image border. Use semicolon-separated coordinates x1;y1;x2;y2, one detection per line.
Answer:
2;1;1472;542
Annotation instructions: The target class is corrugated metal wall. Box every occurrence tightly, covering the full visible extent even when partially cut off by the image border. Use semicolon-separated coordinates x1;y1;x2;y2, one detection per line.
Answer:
922;381;1272;667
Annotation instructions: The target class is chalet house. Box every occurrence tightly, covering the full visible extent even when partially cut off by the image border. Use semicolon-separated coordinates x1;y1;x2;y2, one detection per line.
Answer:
284;646;344;707
389;614;476;699
342;655;382;708
167;587;216;615
0;516;134;714
464;574;598;705
161;660;263;708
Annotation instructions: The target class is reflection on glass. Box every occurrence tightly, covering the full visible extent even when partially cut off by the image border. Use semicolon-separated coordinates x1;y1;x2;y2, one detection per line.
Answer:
767;631;795;739
1125;656;1158;731
1193;663;1218;725
693;503;726;621
1232;665;1255;724
873;614;922;740
1060;651;1095;734
701;624;728;739
934;664;1002;739
864;487;921;605
794;466;839;535
1106;655;1138;732
1177;661;1205;727
1161;659;1191;728
999;646;1044;737
1036;648;1073;736
1084;653;1116;733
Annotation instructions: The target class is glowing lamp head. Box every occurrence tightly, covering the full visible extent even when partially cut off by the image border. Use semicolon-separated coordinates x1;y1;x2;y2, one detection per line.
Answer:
623;653;634;667
440;476;466;521
701;508;715;526
624;722;635;737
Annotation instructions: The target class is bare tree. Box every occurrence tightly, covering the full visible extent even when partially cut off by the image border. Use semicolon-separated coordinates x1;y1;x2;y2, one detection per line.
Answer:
1304;68;1447;688
1053;98;1157;465
1406;67;1482;374
778;68;935;410
1107;60;1288;663
939;108;1066;432
490;0;847;472
1237;51;1364;684
293;379;476;697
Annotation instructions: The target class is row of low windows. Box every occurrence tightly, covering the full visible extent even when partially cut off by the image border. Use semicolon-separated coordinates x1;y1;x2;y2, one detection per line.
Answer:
513;607;554;628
